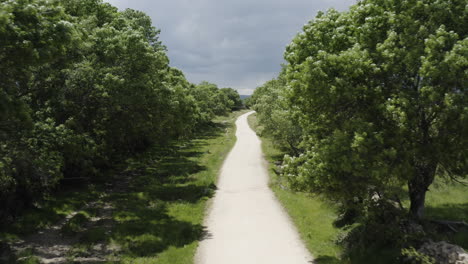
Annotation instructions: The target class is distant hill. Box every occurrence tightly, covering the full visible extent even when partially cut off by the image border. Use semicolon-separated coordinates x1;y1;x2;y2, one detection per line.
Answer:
240;95;251;100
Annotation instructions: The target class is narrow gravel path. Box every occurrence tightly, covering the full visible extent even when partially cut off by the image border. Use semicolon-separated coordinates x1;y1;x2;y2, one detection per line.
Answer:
195;111;313;264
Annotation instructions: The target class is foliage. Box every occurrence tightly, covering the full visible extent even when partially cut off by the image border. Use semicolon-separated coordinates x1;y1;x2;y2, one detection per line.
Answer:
0;0;75;220
220;87;243;111
191;81;240;122
282;0;467;221
0;0;240;222
248;73;303;155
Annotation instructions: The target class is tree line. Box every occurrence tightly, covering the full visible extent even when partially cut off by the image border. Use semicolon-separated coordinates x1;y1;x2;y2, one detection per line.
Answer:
0;0;241;222
248;0;466;257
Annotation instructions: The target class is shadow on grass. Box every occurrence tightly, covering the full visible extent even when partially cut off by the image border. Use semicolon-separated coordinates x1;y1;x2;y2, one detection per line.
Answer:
108;178;214;256
109;184;211;257
1;186;101;237
341;246;400;264
312;256;341;264
190;120;230;141
2;118;230;261
150;184;216;203
111;201;208;257
425;202;468;248
425;202;468;222
105;121;227;257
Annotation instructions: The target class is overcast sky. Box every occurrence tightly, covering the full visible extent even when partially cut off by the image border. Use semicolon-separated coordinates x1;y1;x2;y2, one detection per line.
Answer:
105;0;355;95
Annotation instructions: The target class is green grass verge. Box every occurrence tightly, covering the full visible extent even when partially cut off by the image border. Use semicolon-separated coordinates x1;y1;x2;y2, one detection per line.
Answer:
247;113;342;264
425;179;468;223
1;110;248;264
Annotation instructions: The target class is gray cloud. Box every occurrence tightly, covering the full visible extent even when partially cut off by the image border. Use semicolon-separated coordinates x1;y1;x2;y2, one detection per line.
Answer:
105;0;355;94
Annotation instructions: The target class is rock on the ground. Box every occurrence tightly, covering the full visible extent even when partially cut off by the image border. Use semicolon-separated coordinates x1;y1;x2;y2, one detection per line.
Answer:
418;241;468;264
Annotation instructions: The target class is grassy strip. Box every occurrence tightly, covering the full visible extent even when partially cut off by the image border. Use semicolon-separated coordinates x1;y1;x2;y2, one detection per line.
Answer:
424;180;468;223
1;110;247;264
247;113;342;264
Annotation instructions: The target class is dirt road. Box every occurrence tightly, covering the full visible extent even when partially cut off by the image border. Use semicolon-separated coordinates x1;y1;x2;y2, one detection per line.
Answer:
195;111;312;264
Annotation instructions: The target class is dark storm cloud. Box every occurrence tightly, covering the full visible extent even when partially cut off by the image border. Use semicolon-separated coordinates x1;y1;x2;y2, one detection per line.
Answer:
105;0;355;94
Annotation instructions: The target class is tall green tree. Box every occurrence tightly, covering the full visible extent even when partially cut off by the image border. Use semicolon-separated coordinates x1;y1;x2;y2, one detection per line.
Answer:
250;75;303;155
283;0;467;220
220;88;243;111
191;81;236;121
0;0;76;218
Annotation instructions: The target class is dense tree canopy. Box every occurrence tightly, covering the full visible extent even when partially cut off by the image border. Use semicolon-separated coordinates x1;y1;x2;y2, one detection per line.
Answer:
247;73;303;155
190;81;241;122
0;0;240;221
220;88;243;111
252;0;467;222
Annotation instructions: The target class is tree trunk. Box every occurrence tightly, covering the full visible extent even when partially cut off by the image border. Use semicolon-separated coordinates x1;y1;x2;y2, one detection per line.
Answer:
408;164;436;220
408;104;437;220
408;183;427;220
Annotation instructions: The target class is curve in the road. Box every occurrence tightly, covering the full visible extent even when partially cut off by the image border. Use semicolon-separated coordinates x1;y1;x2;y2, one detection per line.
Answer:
195;111;313;264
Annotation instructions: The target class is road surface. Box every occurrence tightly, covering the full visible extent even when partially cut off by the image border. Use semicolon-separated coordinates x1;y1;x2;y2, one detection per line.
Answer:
195;111;313;264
